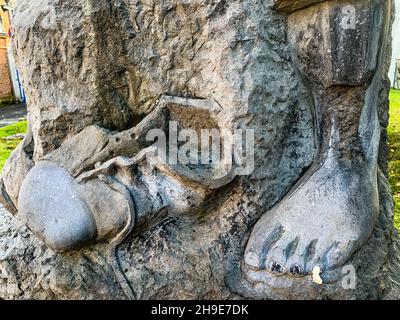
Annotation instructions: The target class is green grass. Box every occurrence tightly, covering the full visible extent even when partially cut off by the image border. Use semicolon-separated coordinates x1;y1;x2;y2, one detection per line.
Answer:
0;120;27;170
389;89;400;230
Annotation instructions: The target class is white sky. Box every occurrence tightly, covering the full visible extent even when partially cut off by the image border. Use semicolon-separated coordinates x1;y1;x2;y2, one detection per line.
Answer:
389;0;400;85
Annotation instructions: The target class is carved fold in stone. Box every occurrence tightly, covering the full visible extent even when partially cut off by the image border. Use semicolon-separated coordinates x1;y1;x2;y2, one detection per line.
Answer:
288;0;382;87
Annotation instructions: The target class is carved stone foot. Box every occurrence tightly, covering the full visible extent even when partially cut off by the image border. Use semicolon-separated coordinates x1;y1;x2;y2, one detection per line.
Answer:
244;156;379;282
242;0;387;294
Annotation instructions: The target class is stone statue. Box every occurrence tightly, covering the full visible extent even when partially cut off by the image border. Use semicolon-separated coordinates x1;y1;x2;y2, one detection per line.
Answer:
0;0;399;300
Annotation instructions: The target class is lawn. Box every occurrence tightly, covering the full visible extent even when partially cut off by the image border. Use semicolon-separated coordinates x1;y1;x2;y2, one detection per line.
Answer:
389;89;400;230
0;120;27;169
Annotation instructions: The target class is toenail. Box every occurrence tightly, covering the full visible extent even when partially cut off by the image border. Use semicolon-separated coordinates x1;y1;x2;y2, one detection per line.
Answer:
290;265;302;277
271;261;284;274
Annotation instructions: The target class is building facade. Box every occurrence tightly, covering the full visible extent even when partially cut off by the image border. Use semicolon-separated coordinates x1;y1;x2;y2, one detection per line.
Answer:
0;0;14;103
0;0;23;104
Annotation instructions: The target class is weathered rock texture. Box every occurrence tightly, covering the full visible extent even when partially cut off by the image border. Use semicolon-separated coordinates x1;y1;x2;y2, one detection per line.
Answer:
0;0;398;300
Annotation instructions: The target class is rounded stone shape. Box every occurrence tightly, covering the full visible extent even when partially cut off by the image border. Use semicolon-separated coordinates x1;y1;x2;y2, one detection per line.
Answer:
18;161;97;252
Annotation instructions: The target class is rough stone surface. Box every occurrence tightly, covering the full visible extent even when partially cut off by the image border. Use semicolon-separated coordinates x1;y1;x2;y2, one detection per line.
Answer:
0;204;126;300
0;0;398;300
